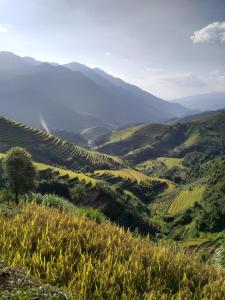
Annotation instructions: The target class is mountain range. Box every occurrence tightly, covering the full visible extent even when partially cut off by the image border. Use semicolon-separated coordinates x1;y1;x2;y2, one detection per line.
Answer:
172;92;225;111
0;51;190;133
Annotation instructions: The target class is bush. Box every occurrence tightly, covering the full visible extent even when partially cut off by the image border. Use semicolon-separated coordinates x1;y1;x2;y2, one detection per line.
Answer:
0;188;14;203
38;178;70;199
27;193;106;223
70;184;88;206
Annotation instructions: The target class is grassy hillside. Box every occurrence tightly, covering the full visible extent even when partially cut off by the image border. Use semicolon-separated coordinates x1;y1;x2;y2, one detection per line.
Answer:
0;116;123;171
95;123;185;159
0;202;224;299
95;110;225;165
80;126;113;141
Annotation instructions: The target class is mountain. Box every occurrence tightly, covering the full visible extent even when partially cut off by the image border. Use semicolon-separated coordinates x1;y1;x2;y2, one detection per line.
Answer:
0;55;111;131
0;51;190;133
95;110;225;164
172;92;225;111
166;108;225;124
65;62;190;123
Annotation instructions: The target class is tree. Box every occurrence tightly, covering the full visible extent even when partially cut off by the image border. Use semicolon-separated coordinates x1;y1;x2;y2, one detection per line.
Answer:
70;184;87;206
3;147;38;203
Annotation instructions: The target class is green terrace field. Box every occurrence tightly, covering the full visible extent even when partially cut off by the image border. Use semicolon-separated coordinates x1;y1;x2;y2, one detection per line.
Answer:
94;168;174;189
157;157;185;169
94;123;146;146
0;116;123;171
137;157;186;173
36;162;97;187
0;153;97;187
168;185;205;215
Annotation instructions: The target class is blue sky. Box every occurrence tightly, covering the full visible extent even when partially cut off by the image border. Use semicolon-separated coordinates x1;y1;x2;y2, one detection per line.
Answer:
0;0;224;99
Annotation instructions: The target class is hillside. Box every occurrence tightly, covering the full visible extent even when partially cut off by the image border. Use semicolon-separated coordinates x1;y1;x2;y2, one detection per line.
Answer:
53;129;88;146
95;110;225;164
0;51;190;132
166;109;225;125
0;202;224;299
80;126;113;141
0;116;123;171
0;151;158;234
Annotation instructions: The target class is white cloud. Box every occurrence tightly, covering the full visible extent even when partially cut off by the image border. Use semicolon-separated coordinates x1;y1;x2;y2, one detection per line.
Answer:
0;24;8;33
191;21;225;44
145;67;164;73
105;51;112;56
129;68;225;99
158;72;206;87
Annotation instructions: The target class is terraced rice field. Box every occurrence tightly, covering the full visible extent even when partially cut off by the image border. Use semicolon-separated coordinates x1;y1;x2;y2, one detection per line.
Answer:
0;116;123;170
168;185;205;215
99;124;146;146
94;168;174;188
179;237;224;261
150;191;178;214
157;157;185;169
0;153;97;187
35;162;97;186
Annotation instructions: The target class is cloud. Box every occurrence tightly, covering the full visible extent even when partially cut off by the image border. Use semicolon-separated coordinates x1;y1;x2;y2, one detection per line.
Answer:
105;51;112;57
145;67;164;73
0;24;8;33
191;21;225;44
158;72;206;87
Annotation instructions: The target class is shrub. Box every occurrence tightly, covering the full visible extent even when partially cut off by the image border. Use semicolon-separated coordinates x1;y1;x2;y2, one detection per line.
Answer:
27;193;106;223
70;184;88;206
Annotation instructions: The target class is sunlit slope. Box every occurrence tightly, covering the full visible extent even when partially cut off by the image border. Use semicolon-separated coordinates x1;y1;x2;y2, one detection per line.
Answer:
95;111;225;164
94;168;174;188
0;116;123;170
168;185;205;215
95;123;184;157
0;203;224;299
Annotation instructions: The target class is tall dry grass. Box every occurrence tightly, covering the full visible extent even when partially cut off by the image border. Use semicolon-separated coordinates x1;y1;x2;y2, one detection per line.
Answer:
0;203;224;299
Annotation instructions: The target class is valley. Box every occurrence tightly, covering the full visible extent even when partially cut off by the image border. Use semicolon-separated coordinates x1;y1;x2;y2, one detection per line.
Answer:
0;49;225;298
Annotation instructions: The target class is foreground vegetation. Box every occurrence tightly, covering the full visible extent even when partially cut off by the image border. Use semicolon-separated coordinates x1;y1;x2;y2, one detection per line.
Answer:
0;202;225;299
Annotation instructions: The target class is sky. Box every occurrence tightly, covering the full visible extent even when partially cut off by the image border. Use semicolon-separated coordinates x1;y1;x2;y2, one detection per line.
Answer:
0;0;225;99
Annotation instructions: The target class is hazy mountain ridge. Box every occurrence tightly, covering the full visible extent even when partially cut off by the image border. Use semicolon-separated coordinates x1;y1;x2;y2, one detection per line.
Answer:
0;51;190;133
172;92;225;111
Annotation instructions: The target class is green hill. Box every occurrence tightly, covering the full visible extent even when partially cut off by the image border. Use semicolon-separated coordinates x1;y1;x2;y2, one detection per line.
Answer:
95;123;185;159
0;116;123;171
95;110;225;164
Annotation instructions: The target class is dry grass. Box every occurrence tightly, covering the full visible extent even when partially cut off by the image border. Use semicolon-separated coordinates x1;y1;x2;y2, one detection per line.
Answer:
0;203;224;299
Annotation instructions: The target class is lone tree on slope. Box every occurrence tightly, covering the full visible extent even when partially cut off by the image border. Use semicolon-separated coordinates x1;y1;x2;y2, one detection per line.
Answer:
3;147;38;203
